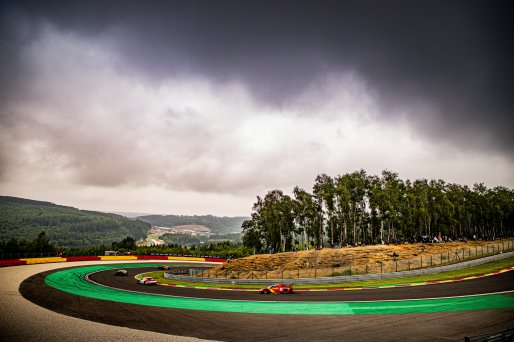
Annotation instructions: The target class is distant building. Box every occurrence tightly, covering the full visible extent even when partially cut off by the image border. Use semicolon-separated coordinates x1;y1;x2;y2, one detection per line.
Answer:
151;225;211;237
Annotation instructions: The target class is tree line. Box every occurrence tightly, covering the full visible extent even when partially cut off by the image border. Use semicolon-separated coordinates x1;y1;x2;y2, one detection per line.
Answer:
0;231;56;256
242;170;514;253
134;241;252;259
0;233;249;259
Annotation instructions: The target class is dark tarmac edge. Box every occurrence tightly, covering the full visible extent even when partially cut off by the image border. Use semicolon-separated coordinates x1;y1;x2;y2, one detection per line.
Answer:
18;268;514;342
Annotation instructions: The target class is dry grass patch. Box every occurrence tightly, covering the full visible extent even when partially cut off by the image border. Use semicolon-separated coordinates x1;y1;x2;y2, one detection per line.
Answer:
213;240;512;276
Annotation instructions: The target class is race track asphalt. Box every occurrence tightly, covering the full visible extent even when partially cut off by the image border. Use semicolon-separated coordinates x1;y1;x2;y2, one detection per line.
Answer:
0;261;208;342
11;263;514;341
88;266;514;301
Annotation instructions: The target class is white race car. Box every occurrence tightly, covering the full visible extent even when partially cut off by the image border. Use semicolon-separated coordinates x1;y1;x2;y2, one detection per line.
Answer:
114;269;128;276
137;277;158;285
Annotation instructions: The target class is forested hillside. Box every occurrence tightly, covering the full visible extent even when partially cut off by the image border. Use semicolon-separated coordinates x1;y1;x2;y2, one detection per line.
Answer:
243;170;514;252
0;196;150;248
137;214;248;234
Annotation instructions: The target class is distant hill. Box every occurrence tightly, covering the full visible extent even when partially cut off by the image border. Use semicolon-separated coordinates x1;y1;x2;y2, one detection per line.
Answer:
0;196;150;248
137;214;248;234
108;211;157;218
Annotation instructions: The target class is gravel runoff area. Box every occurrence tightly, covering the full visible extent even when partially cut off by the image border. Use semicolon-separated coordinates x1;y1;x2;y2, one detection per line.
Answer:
2;260;514;342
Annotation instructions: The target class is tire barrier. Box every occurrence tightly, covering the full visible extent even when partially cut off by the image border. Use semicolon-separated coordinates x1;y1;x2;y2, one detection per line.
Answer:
65;256;101;262
135;255;169;260
100;256;139;261
24;257;68;264
0;259;27;267
204;257;228;262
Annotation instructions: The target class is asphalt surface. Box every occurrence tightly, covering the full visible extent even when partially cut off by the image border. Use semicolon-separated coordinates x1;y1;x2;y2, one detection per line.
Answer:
88;266;514;302
0;261;207;342
13;264;514;341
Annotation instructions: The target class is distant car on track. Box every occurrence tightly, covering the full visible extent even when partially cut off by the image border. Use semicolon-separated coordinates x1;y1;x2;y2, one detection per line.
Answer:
114;269;128;276
158;265;171;270
258;284;293;294
137;277;158;285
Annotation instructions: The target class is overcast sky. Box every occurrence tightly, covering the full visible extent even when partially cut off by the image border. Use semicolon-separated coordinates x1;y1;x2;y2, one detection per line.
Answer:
0;0;512;216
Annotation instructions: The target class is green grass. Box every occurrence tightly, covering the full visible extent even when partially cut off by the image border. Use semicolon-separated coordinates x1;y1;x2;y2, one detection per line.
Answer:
134;256;514;290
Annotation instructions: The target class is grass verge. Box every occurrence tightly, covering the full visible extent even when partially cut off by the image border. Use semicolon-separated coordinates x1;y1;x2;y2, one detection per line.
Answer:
139;256;514;290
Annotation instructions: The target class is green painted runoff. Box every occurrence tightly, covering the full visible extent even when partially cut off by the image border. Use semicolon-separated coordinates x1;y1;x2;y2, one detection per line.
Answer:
44;264;514;315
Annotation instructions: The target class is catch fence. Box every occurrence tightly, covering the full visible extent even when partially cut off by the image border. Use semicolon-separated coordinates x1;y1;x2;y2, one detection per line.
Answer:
188;240;514;280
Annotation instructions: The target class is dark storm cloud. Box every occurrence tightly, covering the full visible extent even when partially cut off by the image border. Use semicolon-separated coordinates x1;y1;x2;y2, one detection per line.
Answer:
1;0;513;152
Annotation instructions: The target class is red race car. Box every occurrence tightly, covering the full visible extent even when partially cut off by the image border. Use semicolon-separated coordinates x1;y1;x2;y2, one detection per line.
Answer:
158;265;171;270
258;284;293;294
137;277;158;285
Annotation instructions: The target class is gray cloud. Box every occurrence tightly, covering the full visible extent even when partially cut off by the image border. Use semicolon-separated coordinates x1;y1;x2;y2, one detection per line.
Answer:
2;0;512;154
0;0;513;215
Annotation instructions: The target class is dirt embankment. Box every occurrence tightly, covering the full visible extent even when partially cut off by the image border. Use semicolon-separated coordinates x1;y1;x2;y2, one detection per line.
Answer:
214;240;511;273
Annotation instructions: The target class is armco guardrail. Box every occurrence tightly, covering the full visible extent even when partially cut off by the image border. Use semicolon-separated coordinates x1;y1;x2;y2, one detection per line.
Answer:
0;255;227;267
462;327;514;342
164;250;514;285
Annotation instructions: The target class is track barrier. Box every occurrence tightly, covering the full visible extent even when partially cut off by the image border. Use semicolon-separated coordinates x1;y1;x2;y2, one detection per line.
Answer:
0;259;27;267
0;255;227;267
65;256;101;262
463;327;514;341
23;257;67;264
136;255;169;260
